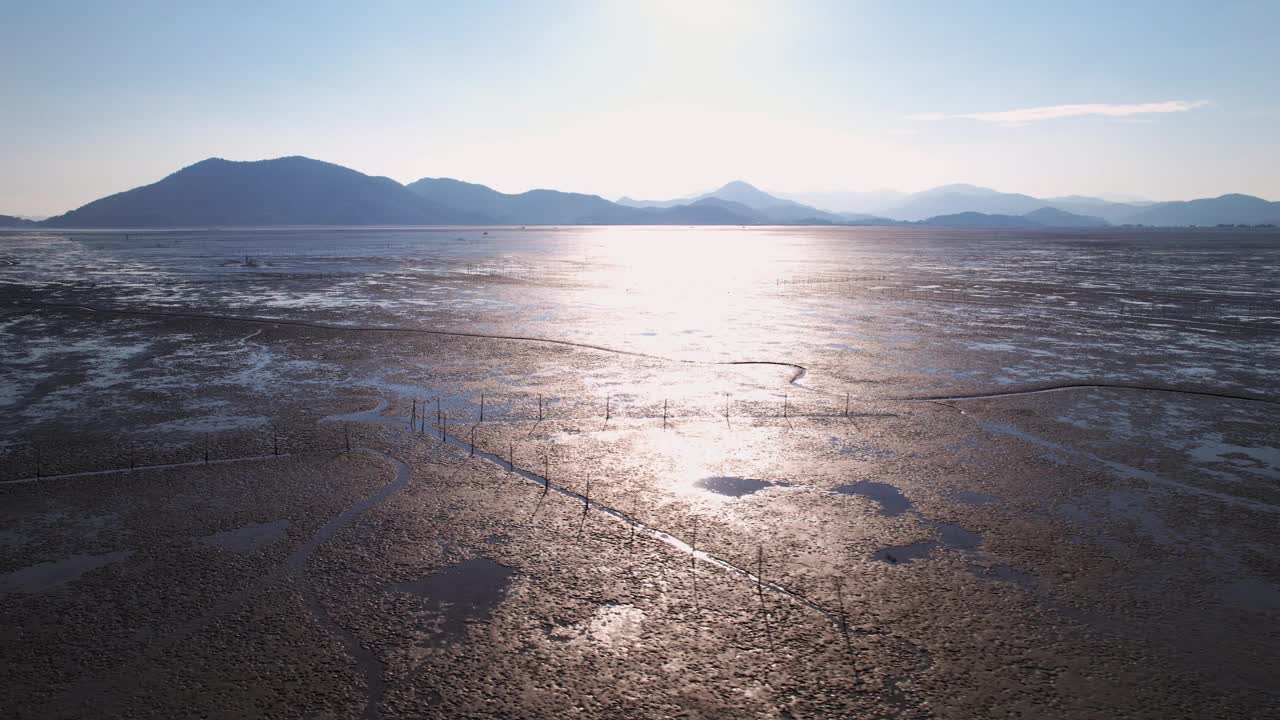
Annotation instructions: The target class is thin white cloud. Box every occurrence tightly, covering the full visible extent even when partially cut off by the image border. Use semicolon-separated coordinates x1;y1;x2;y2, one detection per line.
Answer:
908;100;1209;127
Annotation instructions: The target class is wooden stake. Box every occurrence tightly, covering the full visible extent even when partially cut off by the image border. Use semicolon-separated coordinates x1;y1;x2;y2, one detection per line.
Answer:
756;545;764;600
663;399;668;429
480;394;485;422
411;399;417;430
629;496;638;550
691;517;698;568
441;412;447;442
343;424;350;454
834;577;851;652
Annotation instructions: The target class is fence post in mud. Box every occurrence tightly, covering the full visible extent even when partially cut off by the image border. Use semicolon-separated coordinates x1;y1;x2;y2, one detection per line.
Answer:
470;426;475;457
538;394;543;421
845;392;850;418
584;476;592;511
436;398;441;426
783;394;788;419
343;423;351;454
509;441;514;470
756;546;764;602
605;395;611;423
480;394;485;423
691;517;699;568
628;495;638;552
834;577;851;653
204;434;210;463
543;452;550;494
441;412;447;442
35;445;41;479
663;399;668;430
411;399;417;431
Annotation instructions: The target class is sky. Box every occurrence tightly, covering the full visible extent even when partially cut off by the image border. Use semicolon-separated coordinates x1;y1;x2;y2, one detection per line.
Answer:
3;0;1279;216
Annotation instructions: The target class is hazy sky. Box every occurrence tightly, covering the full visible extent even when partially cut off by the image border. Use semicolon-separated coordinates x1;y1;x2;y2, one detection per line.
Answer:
3;0;1278;215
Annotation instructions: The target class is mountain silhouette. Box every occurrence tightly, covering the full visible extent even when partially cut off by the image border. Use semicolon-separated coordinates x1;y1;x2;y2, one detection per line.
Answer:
407;178;765;225
920;211;1040;228
24;156;1279;228
407;177;636;224
1041;195;1150;223
880;184;1047;221
1120;194;1280;226
1022;206;1108;227
0;214;37;227
618;181;844;223
44;157;484;227
921;207;1108;228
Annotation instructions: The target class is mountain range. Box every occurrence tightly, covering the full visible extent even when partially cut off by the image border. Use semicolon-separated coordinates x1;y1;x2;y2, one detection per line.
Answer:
3;156;1277;229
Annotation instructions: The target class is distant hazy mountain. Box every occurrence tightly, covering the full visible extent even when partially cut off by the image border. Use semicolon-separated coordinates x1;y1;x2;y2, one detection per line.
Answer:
44;157;485;227
1023;206;1108;227
1039;195;1145;224
408;178;771;225
922;207;1108;228
879;184;1048;221
1120;194;1280;226
619;181;843;223
921;211;1040;228
874;184;1280;226
0;214;37;227
775;189;906;215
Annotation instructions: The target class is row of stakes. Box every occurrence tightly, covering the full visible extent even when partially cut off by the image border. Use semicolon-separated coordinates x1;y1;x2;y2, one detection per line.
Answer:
398;410;854;646
9;389;861;481
17;423;308;482
398;391;856;648
406;391;858;432
9;404;858;646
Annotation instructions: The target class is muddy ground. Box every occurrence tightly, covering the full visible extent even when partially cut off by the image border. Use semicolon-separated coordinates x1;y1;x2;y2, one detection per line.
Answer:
1;227;1278;718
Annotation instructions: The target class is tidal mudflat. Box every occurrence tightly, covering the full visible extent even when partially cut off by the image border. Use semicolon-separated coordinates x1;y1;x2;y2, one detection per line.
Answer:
2;226;1278;718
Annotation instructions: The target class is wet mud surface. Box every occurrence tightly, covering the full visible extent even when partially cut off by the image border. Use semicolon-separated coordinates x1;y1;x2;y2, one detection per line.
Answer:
1;226;1278;718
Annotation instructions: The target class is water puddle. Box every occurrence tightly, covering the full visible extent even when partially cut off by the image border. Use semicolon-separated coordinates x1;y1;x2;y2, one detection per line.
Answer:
198;519;289;553
1220;577;1280;612
936;522;982;550
955;490;999;505
696;476;789;497
967;562;1037;590
872;519;986;566
0;550;131;594
388;558;515;642
835;481;913;516
873;541;936;564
